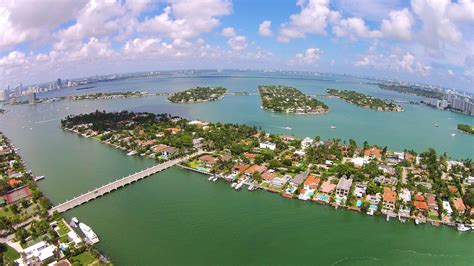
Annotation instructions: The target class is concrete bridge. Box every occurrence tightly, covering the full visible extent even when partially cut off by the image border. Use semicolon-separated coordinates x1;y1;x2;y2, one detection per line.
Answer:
49;150;205;214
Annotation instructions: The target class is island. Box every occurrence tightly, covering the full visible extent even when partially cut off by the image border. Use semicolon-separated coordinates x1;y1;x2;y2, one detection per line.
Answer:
168;87;227;103
457;124;474;135
61;111;473;231
0;132;109;265
258;85;329;114
378;83;444;99
326;89;403;112
66;91;149;101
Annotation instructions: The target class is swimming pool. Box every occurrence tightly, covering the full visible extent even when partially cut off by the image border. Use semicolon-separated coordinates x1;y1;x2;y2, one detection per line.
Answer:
316;194;330;201
196;167;210;172
356;200;362;207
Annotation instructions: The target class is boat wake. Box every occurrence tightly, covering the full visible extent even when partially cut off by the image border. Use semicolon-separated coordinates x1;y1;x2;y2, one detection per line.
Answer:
393;249;461;258
266;125;292;130
331;256;380;266
34;117;63;124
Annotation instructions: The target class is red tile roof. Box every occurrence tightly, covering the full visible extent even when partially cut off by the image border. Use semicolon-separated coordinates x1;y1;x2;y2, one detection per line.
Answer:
414;201;429;210
243;152;256;159
7;178;21;187
319;181;336;194
453;197;466;212
233;164;249;173
415;194;425;202
304;175;320;189
2;187;32;204
364;147;382;158
245;165;267;175
383;187;397;203
262;171;276;180
199;155;217;165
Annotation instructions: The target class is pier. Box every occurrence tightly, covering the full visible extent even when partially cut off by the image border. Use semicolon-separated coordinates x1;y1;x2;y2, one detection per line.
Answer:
49;150;205;214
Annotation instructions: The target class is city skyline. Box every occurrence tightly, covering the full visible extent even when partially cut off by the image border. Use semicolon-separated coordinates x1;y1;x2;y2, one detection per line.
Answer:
1;0;473;91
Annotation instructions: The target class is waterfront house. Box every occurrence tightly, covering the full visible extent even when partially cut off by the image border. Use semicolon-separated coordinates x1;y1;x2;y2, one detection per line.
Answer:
259;141;276;150
165;127;181;135
244;165;267;176
382;187;397;213
232;164;249;175
301;137;314;149
303;175;320;190
7;178;21;187
18;241;56;265
262;171;276;181
404;152;416;162
2;186;32;204
290;172;307;187
271;174;291;189
364;147;382;160
336;176;353;197
414;199;429;212
399;188;411;204
199;155;218;168
452;197;466;214
353;183;366;198
442;201;453;215
280;135;295;142
425;193;438;210
366;193;381;215
153;145;178;157
319;181;336;194
351;157;368;168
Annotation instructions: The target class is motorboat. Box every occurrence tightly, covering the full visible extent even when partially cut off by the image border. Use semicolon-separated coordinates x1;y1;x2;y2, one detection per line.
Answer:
79;222;100;244
457;224;471;232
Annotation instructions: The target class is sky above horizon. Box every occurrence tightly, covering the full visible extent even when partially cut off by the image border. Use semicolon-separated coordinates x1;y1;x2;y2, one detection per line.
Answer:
0;0;473;91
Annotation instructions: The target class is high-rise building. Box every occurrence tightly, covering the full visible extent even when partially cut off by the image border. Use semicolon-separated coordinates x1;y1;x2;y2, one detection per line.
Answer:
57;78;62;89
0;89;9;101
29;92;37;104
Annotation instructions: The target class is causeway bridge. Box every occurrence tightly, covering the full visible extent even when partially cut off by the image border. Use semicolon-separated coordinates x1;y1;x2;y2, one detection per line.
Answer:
49;150;205;214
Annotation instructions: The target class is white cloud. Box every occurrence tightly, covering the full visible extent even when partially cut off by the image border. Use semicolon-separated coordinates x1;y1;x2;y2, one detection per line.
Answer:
228;36;248;51
380;8;414;41
447;69;454;76
290;47;322;65
332;17;382;39
334;0;403;20
355;47;432;76
447;0;474;22
222;27;236;37
0;0;88;50
278;0;332;42
258;20;272;37
139;0;232;40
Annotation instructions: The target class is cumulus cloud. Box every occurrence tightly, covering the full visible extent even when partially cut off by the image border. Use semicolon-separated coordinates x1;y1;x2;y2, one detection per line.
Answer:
222;27;236;37
380;8;414;41
0;0;88;50
277;0;332;42
355;47;432;76
290;47;322;65
332;17;382;39
258;20;272;37
221;27;248;51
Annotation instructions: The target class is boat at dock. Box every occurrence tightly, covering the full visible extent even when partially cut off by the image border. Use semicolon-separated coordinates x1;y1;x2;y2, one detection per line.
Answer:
212;176;218;182
231;182;237;188
248;185;257;191
70;217;79;228
208;176;214;181
456;224;471;232
234;182;243;190
79;222;100;244
126;151;137;156
34;175;45;181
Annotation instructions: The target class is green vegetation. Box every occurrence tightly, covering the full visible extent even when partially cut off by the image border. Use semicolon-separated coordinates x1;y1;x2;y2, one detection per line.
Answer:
0;243;20;265
326;89;403;112
378;83;444;99
457;124;474;134
258;85;329;114
70;251;96;265
68;91;147;101
168;87;227;103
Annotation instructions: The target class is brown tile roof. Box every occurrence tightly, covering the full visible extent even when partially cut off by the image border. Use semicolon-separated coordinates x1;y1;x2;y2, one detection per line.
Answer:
262;171;276;180
414;201;429;210
304;175;320;189
453;197;466;211
245;165;267;175
364;147;382;158
383;187;397;203
199;155;217;165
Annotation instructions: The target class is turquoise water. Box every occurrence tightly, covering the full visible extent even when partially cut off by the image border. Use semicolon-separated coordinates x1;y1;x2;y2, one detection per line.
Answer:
0;71;472;265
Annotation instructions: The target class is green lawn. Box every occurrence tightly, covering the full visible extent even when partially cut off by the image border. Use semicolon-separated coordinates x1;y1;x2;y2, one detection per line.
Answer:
3;245;20;260
0;207;15;220
71;251;96;265
57;220;70;236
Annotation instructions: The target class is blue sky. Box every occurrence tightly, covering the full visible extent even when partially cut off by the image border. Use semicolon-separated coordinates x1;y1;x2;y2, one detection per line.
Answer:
0;0;473;91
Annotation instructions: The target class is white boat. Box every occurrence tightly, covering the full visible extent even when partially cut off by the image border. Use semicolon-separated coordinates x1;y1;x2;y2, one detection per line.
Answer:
434;123;439;127
415;219;420;225
330;125;336;129
451;133;456;136
79;223;99;244
126;151;137;156
284;127;292;130
235;182;243;190
208;176;214;181
248;185;254;191
34;175;45;181
457;224;471;232
212;176;218;182
231;182;237;188
70;217;79;227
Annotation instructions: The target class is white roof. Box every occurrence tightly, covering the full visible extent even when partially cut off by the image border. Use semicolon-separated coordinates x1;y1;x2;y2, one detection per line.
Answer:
67;230;82;244
23;241;55;262
442;201;453;214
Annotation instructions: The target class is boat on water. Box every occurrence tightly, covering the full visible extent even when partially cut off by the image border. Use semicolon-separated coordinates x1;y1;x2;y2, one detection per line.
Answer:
208;176;214;181
330;125;336;129
70;217;79;228
231;182;237;188
451;133;456;136
248;185;255;191
79;222;100;244
126;151;137;156
415;219;420;225
434;123;439;127
283;127;292;130
34;175;45;181
212;176;218;182
235;182;243;190
456;224;471;232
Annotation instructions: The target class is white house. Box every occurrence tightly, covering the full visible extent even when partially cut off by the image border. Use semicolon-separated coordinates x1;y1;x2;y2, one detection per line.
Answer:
259;141;276;150
351;157;368;167
17;241;55;266
442;201;453;214
301;137;314;149
398;188;411;203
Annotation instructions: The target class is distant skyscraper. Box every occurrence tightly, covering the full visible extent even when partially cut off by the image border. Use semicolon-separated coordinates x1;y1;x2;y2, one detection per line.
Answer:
57;78;62;89
29;92;37;104
0;89;9;101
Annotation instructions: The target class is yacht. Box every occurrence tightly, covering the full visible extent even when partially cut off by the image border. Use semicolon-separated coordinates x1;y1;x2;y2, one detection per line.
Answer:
248;185;255;191
212;176;218;182
235;182;243;190
79;222;100;244
457;224;471;232
330;125;336;129
433;123;439;127
208;176;214;181
34;175;45;181
451;133;456;137
283;127;292;130
415;219;420;225
231;182;237;188
126;151;137;156
70;217;79;227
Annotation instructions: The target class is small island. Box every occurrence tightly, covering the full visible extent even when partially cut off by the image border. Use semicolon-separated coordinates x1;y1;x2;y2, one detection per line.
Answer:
168;87;227;103
378;83;444;99
457;124;474;135
258;85;329;114
67;91;148;101
327;89;403;112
